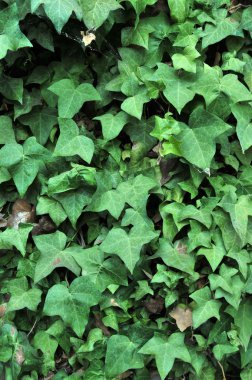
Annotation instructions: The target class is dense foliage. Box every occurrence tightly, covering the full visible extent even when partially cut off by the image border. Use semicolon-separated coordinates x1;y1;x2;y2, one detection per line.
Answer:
1;0;252;379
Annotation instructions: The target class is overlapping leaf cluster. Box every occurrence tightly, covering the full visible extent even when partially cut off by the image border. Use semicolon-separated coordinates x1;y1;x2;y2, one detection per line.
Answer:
1;0;252;379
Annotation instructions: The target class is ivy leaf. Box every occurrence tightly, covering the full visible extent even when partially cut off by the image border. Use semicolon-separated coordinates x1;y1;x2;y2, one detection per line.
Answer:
175;108;231;170
54;118;94;164
194;65;252;106
32;0;82;33
218;192;252;245
190;287;221;328
43;276;101;337
117;174;157;213
153;63;195;113
79;0;122;29
202;17;239;49
94;111;129;141
48;79;101;118
101;225;156;273
0;225;33;256
139;332;191;380
153;238;195;275
0;116;15;144
19;107;58;145
197;231;226;272
0;75;23;103
0;4;32;59
234;299;252;350
36;196;67;226
231;103;252;153
121;91;149;120
168;0;189;23
72;246;128;291
87;189;125;219
33;231;81;282
105;335;144;377
54;188;92;228
127;0;158;23
5;277;42;312
0;137;50;196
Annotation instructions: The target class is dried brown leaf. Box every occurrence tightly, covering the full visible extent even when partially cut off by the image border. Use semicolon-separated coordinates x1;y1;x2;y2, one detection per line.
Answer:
7;199;35;229
169;305;192;332
32;215;56;236
144;295;164;314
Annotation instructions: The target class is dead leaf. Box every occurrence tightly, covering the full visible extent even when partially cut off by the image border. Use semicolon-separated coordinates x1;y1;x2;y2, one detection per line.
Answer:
0;304;7;317
32;215;56;235
117;371;133;379
175;241;187;254
94;312;111;336
144;295;164;314
0;212;7;228
81;30;96;46
169;305;192;332
15;346;25;365
7;199;35;229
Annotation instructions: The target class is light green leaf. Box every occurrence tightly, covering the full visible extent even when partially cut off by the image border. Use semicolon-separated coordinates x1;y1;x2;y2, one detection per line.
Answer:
54;188;92;227
87;189;125;219
49;79;101;118
231;103;252;153
0;4;32;59
0;225;33;256
202;17;239;49
32;0;82;33
101;225;156;273
218;192;252;244
33;231;81;282
0;116;15;144
5;277;42;312
72;246;128;291
190;287;221;328
139;332;190;380
154;238;195;275
168;0;190;23
79;0;122;29
175;108;231;170
234;299;252;350
121;91;149;120
43;276;101;336
105;335;144;377
54;118;94;163
94;111;129;141
153;63;195;113
197;231;226;272
0;137;50;196
36;196;67;226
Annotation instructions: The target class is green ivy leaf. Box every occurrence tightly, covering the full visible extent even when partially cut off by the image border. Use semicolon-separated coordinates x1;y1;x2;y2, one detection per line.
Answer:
33;231;81;282
5;277;42;312
101;225;156;273
32;0;82;32
20;107;57;145
94;111;129;141
0;4;32;59
43;276;101;336
79;0;122;29
139;332;191;380
48;79;101;118
0;116;15;144
54;118;94;163
190;287;221;328
105;335;144;377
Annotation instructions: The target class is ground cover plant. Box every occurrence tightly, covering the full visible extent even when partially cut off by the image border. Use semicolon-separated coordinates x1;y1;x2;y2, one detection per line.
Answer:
1;0;252;378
